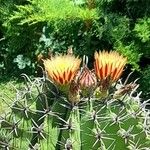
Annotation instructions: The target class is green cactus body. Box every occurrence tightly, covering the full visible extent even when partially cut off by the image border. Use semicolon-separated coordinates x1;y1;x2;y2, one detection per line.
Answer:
81;99;99;150
0;112;33;149
39;98;68;150
59;105;81;150
0;75;150;150
69;107;81;150
39;114;59;150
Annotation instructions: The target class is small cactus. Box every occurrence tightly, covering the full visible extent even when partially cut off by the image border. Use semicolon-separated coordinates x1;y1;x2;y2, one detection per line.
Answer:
0;50;150;150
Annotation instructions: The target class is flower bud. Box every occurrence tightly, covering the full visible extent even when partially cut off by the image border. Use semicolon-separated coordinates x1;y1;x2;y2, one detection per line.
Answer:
78;66;97;97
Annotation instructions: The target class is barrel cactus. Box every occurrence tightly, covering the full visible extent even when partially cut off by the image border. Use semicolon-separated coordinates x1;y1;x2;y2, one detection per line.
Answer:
0;50;150;150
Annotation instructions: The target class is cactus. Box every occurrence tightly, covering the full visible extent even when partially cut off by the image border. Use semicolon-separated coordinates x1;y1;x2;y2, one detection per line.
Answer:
0;51;150;150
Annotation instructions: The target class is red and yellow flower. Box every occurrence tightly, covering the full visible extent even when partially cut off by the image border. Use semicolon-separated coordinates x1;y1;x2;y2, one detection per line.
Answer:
94;51;127;82
43;54;81;85
94;51;127;99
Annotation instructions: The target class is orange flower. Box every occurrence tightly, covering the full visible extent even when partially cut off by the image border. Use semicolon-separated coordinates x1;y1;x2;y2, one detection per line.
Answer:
94;51;127;82
43;54;81;85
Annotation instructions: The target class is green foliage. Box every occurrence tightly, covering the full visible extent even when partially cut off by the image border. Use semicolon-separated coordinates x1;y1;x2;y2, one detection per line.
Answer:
134;17;150;59
115;41;141;70
13;55;32;69
139;65;150;99
0;74;150;149
134;18;150;43
8;0;98;25
0;0;98;75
